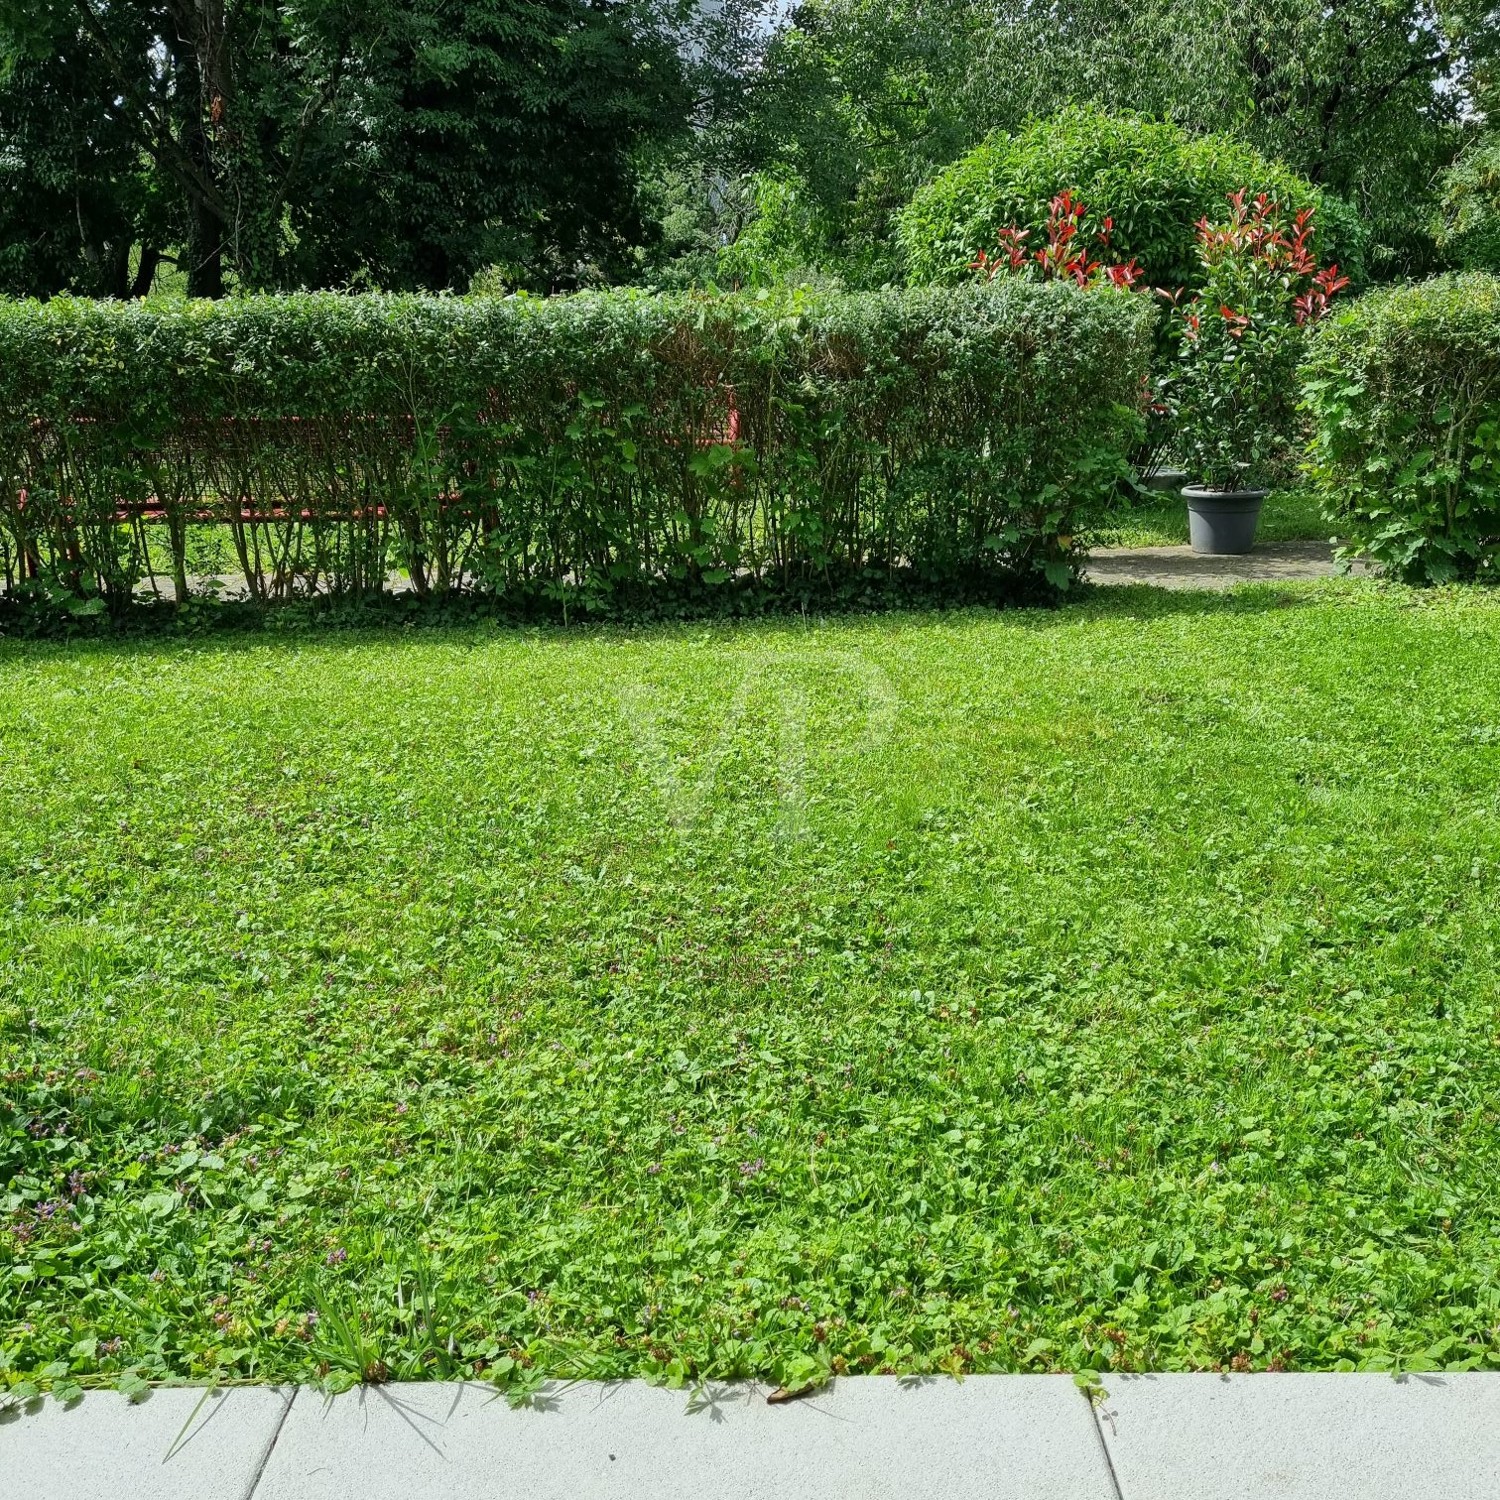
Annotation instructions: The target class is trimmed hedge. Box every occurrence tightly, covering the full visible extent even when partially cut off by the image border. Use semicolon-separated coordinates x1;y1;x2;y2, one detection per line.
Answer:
1303;274;1500;583
899;108;1365;295
0;285;1153;615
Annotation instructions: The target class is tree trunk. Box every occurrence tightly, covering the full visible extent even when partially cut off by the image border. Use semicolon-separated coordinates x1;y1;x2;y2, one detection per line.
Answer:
131;246;162;299
105;240;130;300
168;8;228;297
185;203;226;298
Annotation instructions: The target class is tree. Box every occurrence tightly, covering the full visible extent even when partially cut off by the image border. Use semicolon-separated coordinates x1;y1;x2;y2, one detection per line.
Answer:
0;0;754;296
727;0;987;282
0;5;165;297
1436;135;1500;268
734;0;1498;282
961;0;1481;274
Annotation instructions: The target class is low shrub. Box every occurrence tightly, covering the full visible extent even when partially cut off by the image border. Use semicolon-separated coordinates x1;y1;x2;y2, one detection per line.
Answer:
970;190;1145;292
1303;274;1500;583
0;284;1153;617
898;108;1366;295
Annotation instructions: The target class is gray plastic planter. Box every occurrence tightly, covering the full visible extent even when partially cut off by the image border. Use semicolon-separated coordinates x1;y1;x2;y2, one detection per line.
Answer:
1182;485;1267;555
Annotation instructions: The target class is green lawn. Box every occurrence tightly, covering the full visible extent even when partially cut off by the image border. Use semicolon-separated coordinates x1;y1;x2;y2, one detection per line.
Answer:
5;580;1500;1400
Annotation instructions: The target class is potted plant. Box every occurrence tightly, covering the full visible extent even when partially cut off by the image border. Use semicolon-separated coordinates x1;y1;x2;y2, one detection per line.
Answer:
1159;193;1349;554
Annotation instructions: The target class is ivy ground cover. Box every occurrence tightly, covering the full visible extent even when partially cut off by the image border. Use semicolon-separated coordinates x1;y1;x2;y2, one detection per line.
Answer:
5;582;1500;1398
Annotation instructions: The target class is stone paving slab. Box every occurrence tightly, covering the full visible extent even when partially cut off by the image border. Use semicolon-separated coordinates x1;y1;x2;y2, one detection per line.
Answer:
7;1374;1500;1498
0;1386;292;1500
1086;542;1366;591
1097;1372;1500;1500
251;1376;1114;1500
111;546;1364;601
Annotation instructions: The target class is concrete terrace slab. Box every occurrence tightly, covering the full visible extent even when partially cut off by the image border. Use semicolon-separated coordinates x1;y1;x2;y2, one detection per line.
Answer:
8;1374;1500;1498
0;1386;292;1500
251;1376;1115;1500
1097;1372;1500;1500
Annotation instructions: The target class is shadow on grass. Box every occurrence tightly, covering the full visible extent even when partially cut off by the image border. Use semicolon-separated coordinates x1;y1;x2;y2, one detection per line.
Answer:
1061;578;1349;622
0;573;1384;664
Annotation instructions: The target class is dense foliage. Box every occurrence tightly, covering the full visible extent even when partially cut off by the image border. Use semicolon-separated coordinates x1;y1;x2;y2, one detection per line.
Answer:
1436;138;1500;272
0;285;1152;616
0;0;761;297
3;1;1492;297
717;1;983;286
898;110;1364;293
735;1;1487;286
958;0;1485;278
1304;274;1500;583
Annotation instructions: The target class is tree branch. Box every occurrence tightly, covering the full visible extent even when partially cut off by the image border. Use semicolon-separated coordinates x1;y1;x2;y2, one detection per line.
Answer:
70;0;230;218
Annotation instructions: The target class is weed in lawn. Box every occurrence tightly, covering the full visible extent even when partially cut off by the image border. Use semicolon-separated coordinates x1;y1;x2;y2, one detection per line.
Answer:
3;579;1500;1400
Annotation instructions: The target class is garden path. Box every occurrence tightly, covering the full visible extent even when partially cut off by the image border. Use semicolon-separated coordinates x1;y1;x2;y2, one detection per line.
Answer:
1086;541;1372;590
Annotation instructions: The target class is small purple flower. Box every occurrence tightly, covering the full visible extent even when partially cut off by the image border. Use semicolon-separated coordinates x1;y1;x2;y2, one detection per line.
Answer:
739;1158;765;1179
67;1170;85;1198
646;1162;661;1176
97;1337;123;1357
326;1247;347;1266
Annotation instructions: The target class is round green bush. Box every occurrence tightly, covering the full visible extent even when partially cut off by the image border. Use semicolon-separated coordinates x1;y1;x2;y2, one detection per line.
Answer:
898;107;1366;293
1303;272;1500;583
